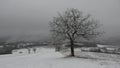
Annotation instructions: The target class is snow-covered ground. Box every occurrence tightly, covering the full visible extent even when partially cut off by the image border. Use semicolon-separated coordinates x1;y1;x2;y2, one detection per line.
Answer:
0;47;120;68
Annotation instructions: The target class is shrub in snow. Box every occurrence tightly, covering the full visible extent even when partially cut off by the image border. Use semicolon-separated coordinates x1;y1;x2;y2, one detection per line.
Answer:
100;47;107;53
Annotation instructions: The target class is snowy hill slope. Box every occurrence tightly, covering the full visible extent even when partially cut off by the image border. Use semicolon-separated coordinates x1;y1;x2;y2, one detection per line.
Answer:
0;48;120;68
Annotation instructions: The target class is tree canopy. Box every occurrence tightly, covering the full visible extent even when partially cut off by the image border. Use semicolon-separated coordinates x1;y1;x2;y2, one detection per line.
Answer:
49;8;102;56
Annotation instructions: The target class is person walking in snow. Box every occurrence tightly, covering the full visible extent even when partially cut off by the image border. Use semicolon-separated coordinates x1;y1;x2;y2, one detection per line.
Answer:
33;48;36;53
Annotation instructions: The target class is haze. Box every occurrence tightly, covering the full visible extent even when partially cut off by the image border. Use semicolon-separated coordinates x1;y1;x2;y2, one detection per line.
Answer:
0;0;120;39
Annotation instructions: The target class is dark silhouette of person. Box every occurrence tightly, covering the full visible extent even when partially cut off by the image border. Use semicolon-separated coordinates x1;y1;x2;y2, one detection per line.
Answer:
33;48;36;53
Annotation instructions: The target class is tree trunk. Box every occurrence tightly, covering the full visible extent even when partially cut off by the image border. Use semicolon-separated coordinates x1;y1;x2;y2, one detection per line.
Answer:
70;40;75;56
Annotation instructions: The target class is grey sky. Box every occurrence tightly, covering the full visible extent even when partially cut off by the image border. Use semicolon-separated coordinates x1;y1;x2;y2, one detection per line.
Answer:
0;0;120;38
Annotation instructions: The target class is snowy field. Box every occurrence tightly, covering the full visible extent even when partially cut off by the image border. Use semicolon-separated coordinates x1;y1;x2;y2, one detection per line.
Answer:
0;47;120;68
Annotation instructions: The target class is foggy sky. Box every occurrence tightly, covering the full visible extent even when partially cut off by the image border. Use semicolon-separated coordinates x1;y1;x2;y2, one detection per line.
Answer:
0;0;120;38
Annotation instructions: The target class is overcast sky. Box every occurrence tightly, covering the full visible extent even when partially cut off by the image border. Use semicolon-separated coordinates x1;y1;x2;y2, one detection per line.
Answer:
0;0;120;38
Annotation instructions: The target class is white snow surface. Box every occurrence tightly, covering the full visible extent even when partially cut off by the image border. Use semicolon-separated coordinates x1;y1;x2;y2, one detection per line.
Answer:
0;47;120;68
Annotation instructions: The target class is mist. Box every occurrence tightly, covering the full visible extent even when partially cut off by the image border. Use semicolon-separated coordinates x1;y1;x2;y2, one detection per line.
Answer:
0;0;120;41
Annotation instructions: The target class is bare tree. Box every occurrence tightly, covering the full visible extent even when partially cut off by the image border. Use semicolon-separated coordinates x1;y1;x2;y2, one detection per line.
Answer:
49;8;102;56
